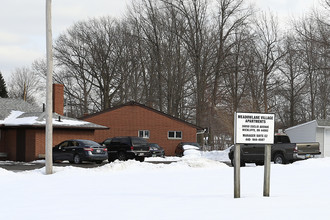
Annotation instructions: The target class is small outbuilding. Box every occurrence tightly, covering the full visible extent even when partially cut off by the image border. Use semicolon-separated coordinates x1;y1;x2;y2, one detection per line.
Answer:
285;119;330;157
81;101;203;156
0;84;107;162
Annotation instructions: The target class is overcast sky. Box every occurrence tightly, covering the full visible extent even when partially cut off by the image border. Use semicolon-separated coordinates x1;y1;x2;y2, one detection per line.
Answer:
0;0;322;82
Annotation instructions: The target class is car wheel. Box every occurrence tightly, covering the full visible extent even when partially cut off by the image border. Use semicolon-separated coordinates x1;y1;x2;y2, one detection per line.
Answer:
230;158;234;167
108;157;116;163
135;157;144;162
274;153;286;164
73;154;82;164
231;157;245;167
117;152;127;161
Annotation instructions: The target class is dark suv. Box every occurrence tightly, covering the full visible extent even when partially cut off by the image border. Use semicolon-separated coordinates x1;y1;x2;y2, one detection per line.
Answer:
101;136;150;162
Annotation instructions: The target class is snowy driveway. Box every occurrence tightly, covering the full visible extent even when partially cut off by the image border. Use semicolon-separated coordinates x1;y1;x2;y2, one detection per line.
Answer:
0;150;232;171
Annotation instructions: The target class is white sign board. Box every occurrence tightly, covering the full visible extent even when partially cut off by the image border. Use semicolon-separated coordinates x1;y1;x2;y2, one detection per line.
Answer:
235;112;275;144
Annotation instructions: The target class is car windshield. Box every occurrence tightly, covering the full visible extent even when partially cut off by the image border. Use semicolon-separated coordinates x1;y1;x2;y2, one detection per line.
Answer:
132;137;148;145
80;140;101;147
149;143;161;149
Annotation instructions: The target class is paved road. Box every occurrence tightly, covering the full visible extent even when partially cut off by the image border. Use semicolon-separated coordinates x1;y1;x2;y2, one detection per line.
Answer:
0;160;178;172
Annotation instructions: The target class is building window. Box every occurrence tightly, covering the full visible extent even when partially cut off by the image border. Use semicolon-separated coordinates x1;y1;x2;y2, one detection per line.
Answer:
168;131;182;139
138;130;150;139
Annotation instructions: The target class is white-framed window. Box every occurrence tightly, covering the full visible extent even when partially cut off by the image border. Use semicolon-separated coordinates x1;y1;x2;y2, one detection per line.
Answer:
138;130;150;139
168;131;182;139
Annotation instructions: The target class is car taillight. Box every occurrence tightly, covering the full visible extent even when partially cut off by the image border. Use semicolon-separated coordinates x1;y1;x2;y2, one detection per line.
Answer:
293;146;298;153
84;148;93;151
103;148;107;151
130;146;134;151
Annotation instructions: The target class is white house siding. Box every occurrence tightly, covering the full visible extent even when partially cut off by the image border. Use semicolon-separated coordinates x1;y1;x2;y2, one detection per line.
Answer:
315;127;324;157
285;121;317;143
325;128;330;157
285;120;330;158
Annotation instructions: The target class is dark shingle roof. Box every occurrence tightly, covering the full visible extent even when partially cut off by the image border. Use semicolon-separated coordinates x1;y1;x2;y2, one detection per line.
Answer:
0;98;107;130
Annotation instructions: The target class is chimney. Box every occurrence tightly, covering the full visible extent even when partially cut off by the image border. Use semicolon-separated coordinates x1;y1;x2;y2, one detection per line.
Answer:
53;84;64;115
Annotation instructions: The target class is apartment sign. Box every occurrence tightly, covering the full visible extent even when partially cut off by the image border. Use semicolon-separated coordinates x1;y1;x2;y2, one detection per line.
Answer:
235;112;275;144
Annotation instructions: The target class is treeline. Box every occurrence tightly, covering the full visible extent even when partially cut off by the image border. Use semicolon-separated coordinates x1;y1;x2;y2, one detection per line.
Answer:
7;0;330;149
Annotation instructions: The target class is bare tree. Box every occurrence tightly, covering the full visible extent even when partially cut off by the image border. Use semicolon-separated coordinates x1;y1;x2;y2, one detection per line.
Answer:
211;0;252;108
160;0;213;126
294;17;321;120
54;17;127;115
128;0;166;110
8;67;41;104
252;11;284;113
276;34;308;127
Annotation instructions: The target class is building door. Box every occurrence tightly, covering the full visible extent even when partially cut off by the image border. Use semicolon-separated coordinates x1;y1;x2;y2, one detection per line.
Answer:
16;129;26;161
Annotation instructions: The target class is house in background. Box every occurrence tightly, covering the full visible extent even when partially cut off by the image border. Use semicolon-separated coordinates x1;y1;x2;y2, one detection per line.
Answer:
0;84;107;162
285;119;330;157
81;101;203;156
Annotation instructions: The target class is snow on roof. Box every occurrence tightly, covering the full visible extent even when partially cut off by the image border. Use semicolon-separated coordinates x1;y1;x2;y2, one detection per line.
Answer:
0;98;41;120
0;110;107;129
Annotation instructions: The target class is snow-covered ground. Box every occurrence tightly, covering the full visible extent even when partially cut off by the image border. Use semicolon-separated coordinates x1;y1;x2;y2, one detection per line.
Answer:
0;150;329;220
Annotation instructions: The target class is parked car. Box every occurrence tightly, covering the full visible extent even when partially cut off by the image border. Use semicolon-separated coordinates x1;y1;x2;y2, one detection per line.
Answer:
147;143;165;158
228;134;320;166
175;142;201;157
53;139;108;164
100;138;112;146
101;136;150;162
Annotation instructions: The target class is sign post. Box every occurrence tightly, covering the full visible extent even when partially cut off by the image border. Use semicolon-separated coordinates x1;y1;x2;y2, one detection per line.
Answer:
264;144;271;197
234;112;275;198
234;144;240;198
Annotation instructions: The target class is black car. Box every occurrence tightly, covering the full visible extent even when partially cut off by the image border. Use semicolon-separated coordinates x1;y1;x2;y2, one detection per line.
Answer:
147;143;165;158
101;136;150;162
175;142;201;157
53;139;108;164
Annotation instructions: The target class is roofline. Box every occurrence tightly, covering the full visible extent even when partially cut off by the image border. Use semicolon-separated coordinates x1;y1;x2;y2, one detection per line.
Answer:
0;124;109;130
80;101;203;130
285;120;317;131
316;119;330;128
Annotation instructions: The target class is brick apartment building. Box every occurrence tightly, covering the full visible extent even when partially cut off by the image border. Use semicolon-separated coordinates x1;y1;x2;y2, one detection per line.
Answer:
0;84;107;162
81;102;203;156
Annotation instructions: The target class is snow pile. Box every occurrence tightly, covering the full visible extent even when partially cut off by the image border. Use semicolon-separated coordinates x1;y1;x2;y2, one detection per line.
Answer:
0;153;330;220
182;144;200;150
202;148;231;162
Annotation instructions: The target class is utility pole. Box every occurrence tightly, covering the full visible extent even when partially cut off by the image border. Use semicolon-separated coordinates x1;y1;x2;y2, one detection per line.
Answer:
45;0;53;174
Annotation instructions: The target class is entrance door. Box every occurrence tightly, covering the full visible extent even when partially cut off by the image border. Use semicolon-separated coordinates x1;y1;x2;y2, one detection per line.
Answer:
16;129;26;161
